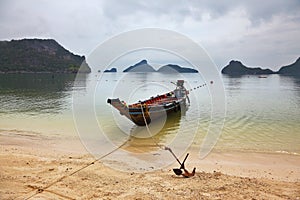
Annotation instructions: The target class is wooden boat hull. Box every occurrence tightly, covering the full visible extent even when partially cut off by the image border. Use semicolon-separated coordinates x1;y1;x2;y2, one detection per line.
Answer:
129;100;186;126
107;80;189;126
107;98;188;126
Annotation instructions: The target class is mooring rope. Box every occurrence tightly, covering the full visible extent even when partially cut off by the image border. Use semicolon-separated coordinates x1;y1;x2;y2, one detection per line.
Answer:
139;103;164;149
21;139;129;200
189;83;207;92
139;103;182;166
22;81;207;199
139;81;208;166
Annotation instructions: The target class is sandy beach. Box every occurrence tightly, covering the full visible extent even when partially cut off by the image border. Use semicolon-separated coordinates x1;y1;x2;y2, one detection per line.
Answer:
0;129;299;200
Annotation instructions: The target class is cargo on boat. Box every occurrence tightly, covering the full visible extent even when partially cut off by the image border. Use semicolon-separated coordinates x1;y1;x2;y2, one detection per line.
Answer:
107;80;190;126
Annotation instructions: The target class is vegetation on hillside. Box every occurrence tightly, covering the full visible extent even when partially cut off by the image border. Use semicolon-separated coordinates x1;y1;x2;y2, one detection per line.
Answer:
0;39;91;73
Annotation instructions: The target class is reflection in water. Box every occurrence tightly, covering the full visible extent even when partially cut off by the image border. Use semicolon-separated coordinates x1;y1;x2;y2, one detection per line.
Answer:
0;73;76;115
219;74;300;154
123;112;182;153
1;73;300;154
279;75;300;97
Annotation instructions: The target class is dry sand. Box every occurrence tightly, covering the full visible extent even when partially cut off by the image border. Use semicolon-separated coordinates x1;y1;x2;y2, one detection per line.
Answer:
0;130;299;200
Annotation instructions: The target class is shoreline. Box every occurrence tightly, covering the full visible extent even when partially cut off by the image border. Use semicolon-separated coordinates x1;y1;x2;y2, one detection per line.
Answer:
1;130;299;199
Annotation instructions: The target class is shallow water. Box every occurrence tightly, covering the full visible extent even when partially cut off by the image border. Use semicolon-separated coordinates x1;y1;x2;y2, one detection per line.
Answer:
0;73;299;155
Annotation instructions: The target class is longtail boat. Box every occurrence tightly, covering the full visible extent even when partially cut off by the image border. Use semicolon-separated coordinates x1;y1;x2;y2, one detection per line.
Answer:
107;80;190;126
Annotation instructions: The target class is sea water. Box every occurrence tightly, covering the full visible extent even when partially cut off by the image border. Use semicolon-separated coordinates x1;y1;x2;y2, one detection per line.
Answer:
0;73;299;155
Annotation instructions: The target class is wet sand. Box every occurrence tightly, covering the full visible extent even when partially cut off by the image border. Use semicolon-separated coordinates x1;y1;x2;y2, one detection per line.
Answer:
0;130;299;200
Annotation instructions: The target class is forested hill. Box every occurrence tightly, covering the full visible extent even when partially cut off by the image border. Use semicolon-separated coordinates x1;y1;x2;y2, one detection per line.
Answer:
0;39;91;73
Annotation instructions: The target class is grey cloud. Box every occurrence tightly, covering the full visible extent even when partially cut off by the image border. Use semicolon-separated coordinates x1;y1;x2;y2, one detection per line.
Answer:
0;0;299;69
101;0;300;25
102;0;191;23
241;0;300;25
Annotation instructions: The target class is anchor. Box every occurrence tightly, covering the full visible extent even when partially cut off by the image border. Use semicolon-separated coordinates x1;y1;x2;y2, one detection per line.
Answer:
164;147;196;178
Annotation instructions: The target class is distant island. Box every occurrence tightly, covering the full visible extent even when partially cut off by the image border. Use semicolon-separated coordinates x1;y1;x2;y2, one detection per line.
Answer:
4;38;297;76
123;60;156;72
221;60;274;75
122;60;198;73
221;57;300;76
104;68;117;73
0;39;91;73
278;57;300;76
157;64;198;73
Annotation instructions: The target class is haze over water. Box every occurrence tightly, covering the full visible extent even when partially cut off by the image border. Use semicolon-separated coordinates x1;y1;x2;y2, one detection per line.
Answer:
0;73;299;155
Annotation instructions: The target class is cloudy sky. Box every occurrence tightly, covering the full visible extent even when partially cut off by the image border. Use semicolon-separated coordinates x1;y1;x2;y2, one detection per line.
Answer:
1;0;300;70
